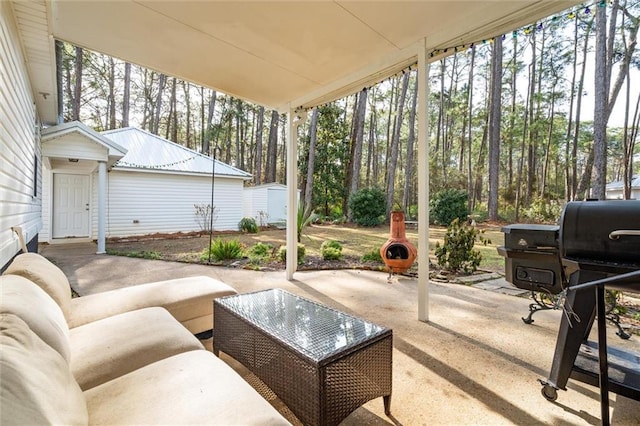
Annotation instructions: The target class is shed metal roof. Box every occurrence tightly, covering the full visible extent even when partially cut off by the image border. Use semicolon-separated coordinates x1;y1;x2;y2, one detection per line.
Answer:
102;127;251;179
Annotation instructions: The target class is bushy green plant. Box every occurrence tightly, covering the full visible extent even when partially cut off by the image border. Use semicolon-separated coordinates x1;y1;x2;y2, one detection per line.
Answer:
201;238;243;261
277;244;306;264
321;240;343;260
361;249;383;263
246;242;273;262
520;198;564;223
238;217;259;233
434;218;489;273
429;189;469;226
349;187;387;226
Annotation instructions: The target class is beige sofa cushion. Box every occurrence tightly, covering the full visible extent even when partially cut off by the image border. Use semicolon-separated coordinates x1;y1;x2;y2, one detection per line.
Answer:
85;350;290;425
3;253;72;320
69;276;237;333
70;307;204;390
0;314;88;426
0;275;71;363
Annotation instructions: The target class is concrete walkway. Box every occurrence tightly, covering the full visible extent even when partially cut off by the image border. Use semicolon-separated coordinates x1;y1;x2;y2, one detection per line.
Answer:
40;242;640;425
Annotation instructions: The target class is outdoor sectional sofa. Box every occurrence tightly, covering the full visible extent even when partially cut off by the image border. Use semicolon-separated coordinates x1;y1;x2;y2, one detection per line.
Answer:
0;252;290;425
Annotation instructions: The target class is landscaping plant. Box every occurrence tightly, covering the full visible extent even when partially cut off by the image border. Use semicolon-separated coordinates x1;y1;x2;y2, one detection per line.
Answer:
278;244;306;264
435;218;489;273
201;238;244;261
429;189;469;226
320;240;343;260
238;217;259;233
348;187;387;226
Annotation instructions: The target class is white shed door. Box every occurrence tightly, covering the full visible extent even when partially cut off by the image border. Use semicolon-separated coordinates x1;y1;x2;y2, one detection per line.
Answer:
53;174;90;238
267;188;287;222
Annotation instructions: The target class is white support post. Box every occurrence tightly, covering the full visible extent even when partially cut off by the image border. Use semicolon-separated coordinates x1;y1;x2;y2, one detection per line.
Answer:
417;39;431;322
285;105;298;279
97;161;107;254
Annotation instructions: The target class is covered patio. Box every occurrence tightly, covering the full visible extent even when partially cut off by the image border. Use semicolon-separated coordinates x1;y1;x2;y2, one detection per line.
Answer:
14;0;582;321
40;242;640;425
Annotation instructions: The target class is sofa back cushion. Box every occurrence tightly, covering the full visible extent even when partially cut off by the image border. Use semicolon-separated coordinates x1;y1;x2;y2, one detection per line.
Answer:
0;314;88;425
0;275;71;362
3;253;71;320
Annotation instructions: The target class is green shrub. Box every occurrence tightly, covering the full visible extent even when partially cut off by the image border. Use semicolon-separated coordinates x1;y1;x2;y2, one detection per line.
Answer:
321;240;343;260
349;187;387;226
277;244;306;264
201;238;243;261
246;242;273;262
361;249;383;263
238;217;259;233
520;198;563;223
434;218;488;273
430;189;469;226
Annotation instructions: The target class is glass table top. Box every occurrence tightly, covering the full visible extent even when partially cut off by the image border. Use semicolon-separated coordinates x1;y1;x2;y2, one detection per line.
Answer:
216;288;390;362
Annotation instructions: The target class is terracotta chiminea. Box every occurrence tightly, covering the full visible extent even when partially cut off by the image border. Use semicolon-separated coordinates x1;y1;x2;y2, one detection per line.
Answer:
380;211;417;275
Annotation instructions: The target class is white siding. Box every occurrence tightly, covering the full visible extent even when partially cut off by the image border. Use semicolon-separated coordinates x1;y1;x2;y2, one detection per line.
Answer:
42;133;108;161
0;3;42;268
243;186;269;221
103;170;244;237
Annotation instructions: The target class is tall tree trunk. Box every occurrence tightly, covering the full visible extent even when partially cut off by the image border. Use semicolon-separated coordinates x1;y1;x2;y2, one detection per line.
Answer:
593;4;608;199
402;77;418;213
488;36;502;221
254;106;264;184
385;72;410;217
152;73;166;134
265;110;279;183
565;17;578;201
72;46;83;121
107;57;116;130
526;29;537;204
184;81;191;148
467;46;475;208
122;62;131;127
346;89;368;220
541;84;557;197
304;108;319;216
571;17;593;199
203;91;216;155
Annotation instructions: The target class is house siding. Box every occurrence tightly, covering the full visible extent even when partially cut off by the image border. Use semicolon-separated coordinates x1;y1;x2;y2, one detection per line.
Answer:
243;186;269;223
103;170;244;237
0;3;42;268
42;133;108;161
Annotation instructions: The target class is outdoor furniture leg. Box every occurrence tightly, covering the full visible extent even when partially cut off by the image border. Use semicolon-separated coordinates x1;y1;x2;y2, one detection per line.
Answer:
384;395;391;415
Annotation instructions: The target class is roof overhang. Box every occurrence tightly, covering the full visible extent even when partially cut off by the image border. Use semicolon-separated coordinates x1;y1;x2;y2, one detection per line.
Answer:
42;121;127;166
18;0;580;117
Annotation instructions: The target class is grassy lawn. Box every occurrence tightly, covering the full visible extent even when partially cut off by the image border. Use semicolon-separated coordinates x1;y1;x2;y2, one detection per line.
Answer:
107;223;506;273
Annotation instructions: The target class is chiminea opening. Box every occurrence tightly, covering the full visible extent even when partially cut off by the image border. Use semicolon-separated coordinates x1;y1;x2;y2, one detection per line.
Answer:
385;244;409;260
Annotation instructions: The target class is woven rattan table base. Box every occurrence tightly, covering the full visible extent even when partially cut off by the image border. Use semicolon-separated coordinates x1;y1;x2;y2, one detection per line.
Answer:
214;289;392;426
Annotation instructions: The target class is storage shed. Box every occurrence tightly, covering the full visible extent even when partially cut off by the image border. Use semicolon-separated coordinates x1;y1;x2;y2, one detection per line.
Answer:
606;175;640;200
40;125;251;246
243;183;299;225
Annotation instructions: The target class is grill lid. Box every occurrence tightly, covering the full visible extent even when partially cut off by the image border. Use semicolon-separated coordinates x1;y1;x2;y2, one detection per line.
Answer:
560;200;640;267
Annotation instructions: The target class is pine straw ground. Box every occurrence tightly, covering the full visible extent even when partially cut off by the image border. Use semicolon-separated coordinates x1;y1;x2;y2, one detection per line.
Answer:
106;223;639;334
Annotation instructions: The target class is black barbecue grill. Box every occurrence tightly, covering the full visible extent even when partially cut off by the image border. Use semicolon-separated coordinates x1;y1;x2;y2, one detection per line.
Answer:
498;200;640;425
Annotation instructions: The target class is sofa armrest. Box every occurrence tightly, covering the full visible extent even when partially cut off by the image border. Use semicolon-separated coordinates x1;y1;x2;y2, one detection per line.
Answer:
69;276;237;333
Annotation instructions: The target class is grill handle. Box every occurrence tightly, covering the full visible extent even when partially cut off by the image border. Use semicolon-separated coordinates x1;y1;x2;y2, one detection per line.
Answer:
609;230;640;240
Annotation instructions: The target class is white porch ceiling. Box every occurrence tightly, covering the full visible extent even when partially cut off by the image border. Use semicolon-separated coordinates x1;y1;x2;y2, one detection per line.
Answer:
12;1;581;125
46;1;579;112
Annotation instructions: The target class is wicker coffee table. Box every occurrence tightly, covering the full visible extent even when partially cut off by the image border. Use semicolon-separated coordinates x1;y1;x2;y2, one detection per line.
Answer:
213;288;392;426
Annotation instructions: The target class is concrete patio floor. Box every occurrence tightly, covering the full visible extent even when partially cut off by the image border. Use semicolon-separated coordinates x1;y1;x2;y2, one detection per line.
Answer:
40;242;640;425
